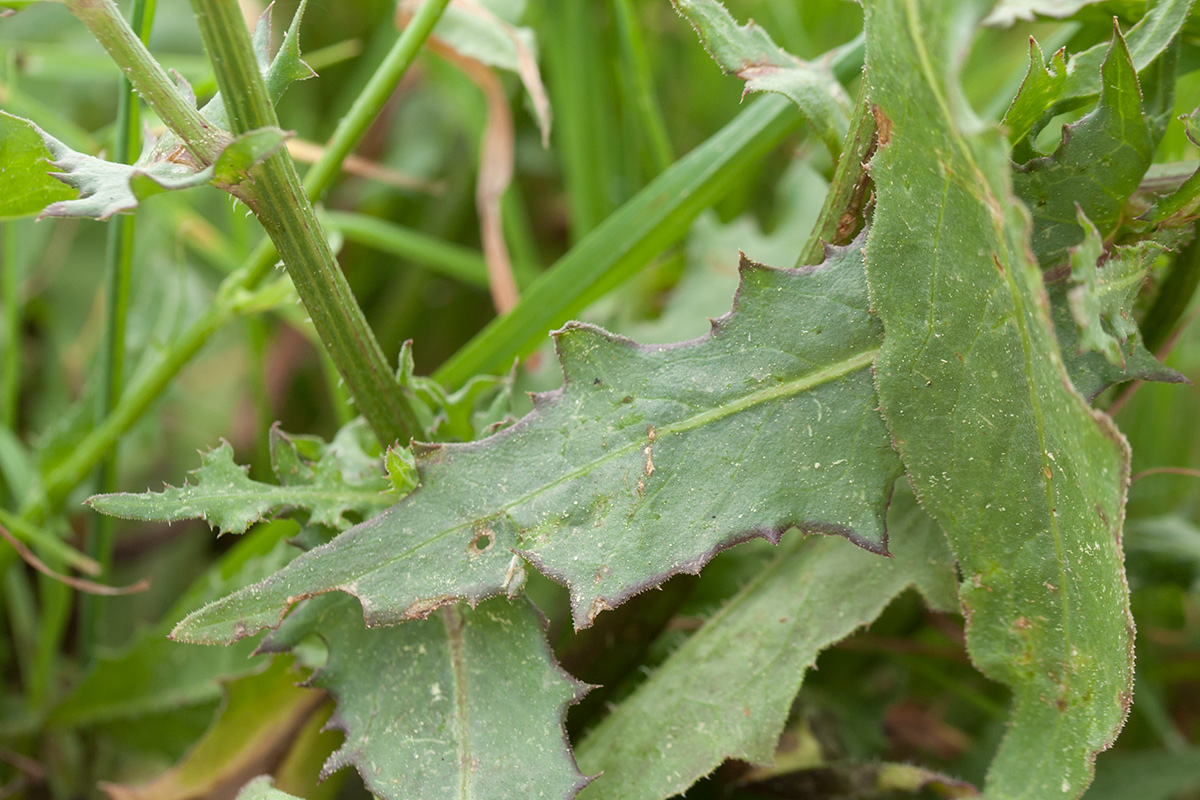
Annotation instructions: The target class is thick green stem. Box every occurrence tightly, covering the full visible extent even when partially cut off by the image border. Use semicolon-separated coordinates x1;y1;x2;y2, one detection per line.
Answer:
63;0;224;162
189;0;421;446
20;0;448;521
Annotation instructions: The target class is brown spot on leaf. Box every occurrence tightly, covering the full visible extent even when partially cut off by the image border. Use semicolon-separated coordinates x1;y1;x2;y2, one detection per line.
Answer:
872;105;892;147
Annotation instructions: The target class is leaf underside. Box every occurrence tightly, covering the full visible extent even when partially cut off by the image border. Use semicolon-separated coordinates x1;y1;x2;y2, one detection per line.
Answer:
863;1;1133;798
262;595;588;800
173;241;902;645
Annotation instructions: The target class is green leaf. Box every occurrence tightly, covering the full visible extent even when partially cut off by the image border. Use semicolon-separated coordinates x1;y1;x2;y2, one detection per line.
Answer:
1002;0;1192;145
574;486;957;800
199;0;315;131
90;421;392;535
1000;39;1067;152
1012;27;1154;267
174;241;902;645
212;126;292;188
236;777;303;800
1048;213;1183;401
1142;107;1200;226
1052;287;1185;403
1066;210;1159;366
0;112;86;219
261;596;587;800
670;0;850;156
863;2;1133;798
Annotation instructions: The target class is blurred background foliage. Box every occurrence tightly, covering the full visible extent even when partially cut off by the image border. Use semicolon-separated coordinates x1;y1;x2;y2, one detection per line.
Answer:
1;0;1199;798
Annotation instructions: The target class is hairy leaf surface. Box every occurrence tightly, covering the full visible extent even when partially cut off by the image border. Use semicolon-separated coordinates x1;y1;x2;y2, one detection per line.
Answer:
1012;28;1153;267
863;1;1134;797
262;596;587;800
670;0;850;156
173;244;901;644
574;487;957;800
90;421;391;535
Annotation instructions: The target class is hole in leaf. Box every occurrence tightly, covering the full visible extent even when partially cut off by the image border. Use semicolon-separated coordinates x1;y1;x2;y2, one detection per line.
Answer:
469;528;495;555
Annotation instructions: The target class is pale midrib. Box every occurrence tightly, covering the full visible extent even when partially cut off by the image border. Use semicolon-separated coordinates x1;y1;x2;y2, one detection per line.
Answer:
442;607;473;800
113;486;392;516
325;347;879;577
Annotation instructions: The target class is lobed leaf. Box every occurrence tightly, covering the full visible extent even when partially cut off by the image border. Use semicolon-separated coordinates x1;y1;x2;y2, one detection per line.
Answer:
1002;0;1192;145
1047;214;1184;400
0;112;77;218
173;241;902;645
574;487;957;800
262;595;588;800
90;422;392;535
1012;27;1154;267
198;0;315;131
863;1;1134;797
1066;210;1159;366
670;0;849;157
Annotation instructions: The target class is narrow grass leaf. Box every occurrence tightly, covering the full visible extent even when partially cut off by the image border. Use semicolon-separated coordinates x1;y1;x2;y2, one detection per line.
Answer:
433;94;799;388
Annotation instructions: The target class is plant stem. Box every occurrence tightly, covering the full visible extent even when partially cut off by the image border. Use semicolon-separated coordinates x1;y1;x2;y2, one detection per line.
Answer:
79;0;158;665
20;0;449;520
189;0;421;447
63;0;224;162
796;83;876;268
